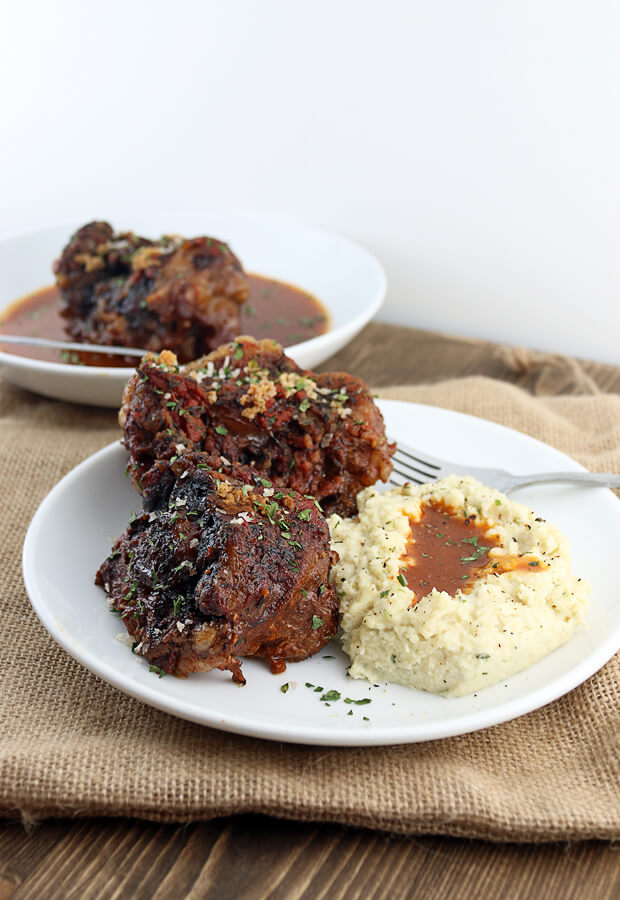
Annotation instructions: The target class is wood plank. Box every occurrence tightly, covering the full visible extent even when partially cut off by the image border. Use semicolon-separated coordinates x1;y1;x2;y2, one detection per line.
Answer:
3;817;615;900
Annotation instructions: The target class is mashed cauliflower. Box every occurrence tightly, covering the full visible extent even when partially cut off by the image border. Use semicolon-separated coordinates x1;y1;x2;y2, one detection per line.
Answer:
328;476;589;697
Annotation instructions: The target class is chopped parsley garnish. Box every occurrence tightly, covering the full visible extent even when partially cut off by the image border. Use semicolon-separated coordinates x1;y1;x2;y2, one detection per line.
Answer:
299;398;310;413
311;615;324;629
148;665;166;678
397;573;406;586
344;697;371;705
280;683;289;694
321;690;341;702
215;425;228;435
298;509;311;521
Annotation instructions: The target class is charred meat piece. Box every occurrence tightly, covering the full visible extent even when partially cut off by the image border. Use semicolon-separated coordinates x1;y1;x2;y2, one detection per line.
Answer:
96;453;338;682
120;336;395;516
54;221;249;362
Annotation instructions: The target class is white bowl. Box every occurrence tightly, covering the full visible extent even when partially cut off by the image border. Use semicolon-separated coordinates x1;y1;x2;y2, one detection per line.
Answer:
0;212;386;407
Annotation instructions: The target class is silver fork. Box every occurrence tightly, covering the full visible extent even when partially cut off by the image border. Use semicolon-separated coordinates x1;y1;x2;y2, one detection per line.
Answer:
389;441;620;495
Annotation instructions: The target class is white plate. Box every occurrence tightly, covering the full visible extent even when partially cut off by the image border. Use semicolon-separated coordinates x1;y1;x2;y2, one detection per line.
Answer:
23;400;620;746
0;212;386;407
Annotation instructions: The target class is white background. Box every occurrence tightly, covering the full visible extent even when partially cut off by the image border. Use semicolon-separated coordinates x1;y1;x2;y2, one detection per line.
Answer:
1;1;618;363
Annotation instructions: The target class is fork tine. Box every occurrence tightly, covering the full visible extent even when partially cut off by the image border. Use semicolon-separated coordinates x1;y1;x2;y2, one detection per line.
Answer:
395;445;442;471
391;465;426;485
392;454;438;480
392;445;442;481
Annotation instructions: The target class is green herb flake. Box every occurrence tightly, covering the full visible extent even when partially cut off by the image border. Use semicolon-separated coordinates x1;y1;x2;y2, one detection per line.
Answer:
280;682;289;694
397;573;406;586
476;653;490;659
215;425;228;435
311;615;324;630
321;690;341;702
148;665;166;678
344;697;372;706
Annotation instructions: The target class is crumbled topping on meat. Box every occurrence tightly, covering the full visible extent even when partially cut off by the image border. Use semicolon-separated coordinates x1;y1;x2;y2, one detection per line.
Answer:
130;245;168;271
240;375;278;419
278;372;319;401
73;252;105;272
157;349;178;370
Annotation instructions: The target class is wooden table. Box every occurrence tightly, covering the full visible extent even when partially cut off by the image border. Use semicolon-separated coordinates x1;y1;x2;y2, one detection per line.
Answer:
1;324;619;900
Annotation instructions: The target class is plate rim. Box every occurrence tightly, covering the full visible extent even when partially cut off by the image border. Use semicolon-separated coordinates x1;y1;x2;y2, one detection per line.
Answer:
22;399;620;746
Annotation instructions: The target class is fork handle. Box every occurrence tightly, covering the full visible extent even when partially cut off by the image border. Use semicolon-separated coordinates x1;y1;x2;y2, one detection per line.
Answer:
506;471;620;492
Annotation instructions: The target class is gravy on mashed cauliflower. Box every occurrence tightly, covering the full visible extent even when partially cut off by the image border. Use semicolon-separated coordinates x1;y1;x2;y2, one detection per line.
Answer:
328;476;589;697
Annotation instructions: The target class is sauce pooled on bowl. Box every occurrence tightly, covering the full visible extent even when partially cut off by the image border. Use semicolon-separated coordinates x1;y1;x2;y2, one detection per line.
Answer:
0;276;328;367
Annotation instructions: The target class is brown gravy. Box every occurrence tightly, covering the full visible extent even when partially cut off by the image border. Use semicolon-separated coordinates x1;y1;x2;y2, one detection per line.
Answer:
401;503;545;603
0;275;328;367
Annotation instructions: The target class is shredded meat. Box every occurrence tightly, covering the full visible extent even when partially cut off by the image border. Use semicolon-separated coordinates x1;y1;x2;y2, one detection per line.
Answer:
96;453;338;682
120;336;395;516
54;221;248;362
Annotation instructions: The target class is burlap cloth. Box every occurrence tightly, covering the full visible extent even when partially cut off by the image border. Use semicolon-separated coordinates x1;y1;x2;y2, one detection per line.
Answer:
1;373;619;842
